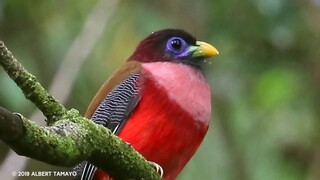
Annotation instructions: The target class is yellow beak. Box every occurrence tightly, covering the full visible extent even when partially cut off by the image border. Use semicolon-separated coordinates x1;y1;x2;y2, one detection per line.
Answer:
192;41;219;58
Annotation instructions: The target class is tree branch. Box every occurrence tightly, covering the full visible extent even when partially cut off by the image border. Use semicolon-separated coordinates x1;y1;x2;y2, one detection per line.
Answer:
0;0;119;176
0;107;25;143
0;41;66;125
0;41;161;179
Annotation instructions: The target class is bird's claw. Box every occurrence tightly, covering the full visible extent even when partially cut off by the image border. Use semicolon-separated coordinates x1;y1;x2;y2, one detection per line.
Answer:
148;161;164;178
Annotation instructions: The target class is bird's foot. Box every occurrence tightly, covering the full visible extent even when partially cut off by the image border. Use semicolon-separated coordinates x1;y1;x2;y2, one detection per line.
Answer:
148;161;164;178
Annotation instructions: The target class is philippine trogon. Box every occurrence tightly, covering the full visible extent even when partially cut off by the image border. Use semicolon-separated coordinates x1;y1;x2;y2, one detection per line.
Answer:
74;29;219;180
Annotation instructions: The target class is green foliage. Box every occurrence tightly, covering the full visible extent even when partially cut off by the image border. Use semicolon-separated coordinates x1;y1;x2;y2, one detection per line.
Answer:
252;68;299;109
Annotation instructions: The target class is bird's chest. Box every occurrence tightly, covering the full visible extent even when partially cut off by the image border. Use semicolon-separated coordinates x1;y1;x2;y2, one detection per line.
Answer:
141;62;211;124
118;62;211;179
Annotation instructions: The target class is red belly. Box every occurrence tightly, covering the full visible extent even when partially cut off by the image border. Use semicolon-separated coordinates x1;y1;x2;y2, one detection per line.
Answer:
118;76;209;180
94;63;211;180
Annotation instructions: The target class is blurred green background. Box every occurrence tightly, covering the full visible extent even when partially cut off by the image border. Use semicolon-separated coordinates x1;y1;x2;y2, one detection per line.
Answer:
0;0;319;180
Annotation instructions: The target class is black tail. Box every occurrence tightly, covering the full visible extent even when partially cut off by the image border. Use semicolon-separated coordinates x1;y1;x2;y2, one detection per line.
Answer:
74;161;97;180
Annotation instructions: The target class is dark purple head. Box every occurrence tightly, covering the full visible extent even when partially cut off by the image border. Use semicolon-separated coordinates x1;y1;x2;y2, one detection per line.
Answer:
128;29;218;66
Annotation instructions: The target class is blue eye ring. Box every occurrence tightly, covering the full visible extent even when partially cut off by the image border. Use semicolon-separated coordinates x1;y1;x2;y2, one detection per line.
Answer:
166;37;187;53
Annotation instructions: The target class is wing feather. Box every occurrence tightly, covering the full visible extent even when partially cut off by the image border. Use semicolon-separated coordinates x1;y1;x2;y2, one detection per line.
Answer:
91;73;140;133
74;61;142;180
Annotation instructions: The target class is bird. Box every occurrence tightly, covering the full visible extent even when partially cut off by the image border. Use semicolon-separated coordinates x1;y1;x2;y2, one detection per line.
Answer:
74;29;219;180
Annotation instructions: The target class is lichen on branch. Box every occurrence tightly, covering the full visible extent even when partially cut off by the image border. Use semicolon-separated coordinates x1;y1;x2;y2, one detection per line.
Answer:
0;41;66;125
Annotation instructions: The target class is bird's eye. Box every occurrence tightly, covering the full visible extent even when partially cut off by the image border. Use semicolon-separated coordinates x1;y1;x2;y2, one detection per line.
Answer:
171;39;182;50
166;37;187;53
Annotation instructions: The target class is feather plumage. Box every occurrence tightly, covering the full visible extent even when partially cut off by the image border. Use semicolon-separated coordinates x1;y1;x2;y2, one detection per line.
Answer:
75;29;218;180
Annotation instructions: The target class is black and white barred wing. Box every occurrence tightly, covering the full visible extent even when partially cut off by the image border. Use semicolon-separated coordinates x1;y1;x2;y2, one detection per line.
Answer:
74;73;141;180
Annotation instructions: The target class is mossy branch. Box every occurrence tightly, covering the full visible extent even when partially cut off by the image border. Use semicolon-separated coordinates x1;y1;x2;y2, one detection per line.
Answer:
0;41;161;180
0;41;66;125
